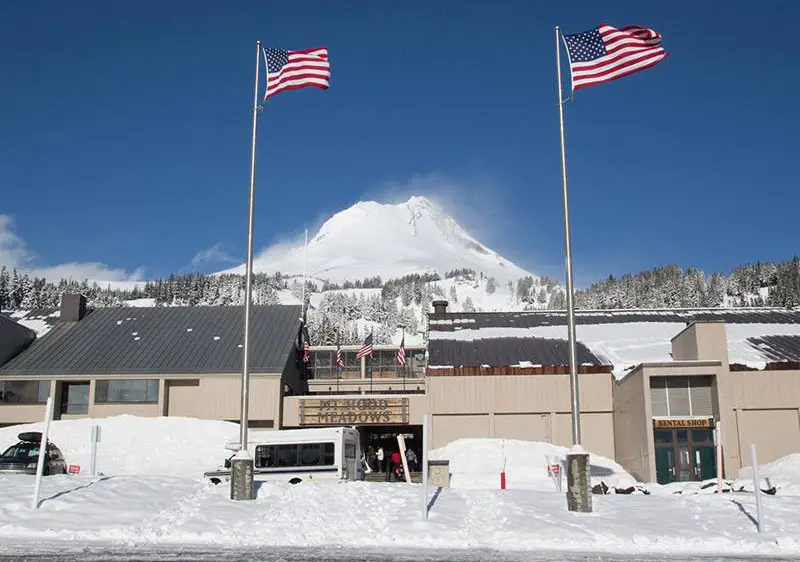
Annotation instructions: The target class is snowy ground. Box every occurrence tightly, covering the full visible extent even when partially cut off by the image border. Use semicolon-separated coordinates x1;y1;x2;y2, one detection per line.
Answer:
1;416;799;557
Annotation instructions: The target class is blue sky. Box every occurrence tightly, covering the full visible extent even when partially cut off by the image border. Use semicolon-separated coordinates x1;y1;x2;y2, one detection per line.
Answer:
1;1;797;288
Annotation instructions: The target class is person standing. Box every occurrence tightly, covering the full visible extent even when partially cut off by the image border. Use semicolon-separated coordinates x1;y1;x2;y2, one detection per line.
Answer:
376;446;384;473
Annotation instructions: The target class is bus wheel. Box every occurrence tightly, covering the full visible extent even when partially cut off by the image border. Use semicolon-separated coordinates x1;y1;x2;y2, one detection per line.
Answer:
289;478;303;485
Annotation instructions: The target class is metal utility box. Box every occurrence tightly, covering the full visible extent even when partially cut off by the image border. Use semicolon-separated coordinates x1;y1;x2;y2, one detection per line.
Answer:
428;459;451;489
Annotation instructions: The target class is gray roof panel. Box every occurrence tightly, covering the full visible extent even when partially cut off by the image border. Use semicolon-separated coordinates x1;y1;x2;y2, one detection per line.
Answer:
0;305;302;376
428;308;800;332
746;335;800;363
428;337;608;368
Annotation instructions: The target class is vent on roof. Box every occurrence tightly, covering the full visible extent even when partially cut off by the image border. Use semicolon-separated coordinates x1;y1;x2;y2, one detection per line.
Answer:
60;294;87;322
432;300;448;315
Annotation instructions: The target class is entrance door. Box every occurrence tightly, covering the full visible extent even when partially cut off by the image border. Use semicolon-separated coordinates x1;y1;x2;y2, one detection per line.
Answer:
653;426;717;483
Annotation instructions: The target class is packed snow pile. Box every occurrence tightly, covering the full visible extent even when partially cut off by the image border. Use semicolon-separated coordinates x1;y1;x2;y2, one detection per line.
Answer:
739;453;800;495
1;473;800;555
428;438;637;491
0;415;239;477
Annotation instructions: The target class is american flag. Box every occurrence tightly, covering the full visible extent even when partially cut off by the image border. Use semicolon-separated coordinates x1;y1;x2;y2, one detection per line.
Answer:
356;332;373;360
301;325;311;363
562;24;667;91
396;336;406;366
335;344;344;369
263;47;330;101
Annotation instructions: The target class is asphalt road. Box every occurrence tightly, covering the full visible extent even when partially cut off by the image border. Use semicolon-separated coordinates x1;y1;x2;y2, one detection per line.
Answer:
0;545;794;562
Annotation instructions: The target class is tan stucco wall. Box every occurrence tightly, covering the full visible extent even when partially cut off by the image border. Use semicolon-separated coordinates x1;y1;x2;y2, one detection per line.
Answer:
612;369;651;481
426;374;615;456
426;373;612;414
0;404;48;426
728;369;800;470
91;403;161;418
166;375;281;424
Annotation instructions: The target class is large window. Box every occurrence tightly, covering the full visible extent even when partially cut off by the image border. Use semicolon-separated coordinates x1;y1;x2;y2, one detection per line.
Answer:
95;380;159;404
0;381;49;404
254;441;335;468
61;382;89;414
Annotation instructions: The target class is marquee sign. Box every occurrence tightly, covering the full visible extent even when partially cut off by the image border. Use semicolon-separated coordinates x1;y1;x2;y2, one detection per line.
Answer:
298;397;410;426
653;418;714;429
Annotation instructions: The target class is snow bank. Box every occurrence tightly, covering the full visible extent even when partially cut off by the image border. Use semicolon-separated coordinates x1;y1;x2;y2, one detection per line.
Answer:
0;415;238;477
739;453;800;495
429;438;636;491
1;475;799;556
0;417;799;555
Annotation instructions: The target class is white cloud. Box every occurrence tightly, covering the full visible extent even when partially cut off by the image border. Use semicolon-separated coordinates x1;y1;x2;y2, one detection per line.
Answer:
0;214;144;284
190;243;237;267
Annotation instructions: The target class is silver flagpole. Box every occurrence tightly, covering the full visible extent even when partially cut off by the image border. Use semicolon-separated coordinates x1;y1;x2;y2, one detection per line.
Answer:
555;25;591;513
232;40;262;501
554;26;580;447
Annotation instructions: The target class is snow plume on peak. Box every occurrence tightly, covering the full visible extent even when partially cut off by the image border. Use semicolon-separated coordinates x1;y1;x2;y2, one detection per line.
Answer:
224;195;535;284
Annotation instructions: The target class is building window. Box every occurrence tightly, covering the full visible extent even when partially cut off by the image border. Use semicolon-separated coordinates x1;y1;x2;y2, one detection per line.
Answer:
95;380;159;404
0;381;49;404
650;376;714;418
61;382;89;414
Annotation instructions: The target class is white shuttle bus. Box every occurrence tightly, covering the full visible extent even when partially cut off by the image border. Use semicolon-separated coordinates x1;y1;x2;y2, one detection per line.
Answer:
204;426;361;485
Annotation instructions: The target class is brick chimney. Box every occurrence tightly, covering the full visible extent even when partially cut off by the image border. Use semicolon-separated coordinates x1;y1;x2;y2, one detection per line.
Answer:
432;300;448;315
60;293;87;322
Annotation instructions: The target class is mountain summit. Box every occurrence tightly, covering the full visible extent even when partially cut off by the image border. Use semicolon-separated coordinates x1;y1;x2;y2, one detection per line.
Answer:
223;196;534;283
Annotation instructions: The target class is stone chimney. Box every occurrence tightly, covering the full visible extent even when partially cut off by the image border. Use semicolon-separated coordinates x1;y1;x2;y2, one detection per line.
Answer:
60;293;87;322
432;300;448;315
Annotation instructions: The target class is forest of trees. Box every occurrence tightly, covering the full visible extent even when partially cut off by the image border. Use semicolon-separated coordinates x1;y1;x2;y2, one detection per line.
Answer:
2;256;798;344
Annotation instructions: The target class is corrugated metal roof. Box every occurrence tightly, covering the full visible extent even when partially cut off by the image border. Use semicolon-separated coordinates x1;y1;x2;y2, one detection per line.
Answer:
428;337;607;368
0;305;303;376
428;308;800;331
746;335;800;363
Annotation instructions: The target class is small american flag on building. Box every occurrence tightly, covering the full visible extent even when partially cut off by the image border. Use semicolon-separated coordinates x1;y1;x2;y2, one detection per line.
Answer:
356;332;373;360
263;47;330;101
335;344;344;369
396;336;406;366
562;24;667;91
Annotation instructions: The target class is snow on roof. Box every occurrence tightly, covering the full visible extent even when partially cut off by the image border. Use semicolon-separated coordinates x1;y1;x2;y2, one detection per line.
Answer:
429;321;800;379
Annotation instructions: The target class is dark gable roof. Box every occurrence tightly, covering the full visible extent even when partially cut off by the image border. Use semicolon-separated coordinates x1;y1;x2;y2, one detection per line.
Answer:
0;315;36;366
427;337;607;368
0;305;302;376
429;308;800;332
747;335;800;363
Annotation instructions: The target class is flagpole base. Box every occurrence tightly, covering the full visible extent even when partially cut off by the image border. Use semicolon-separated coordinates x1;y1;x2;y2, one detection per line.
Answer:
230;450;255;501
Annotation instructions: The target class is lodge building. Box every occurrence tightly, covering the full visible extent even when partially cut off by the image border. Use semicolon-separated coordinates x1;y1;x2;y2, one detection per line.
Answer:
2;294;800;485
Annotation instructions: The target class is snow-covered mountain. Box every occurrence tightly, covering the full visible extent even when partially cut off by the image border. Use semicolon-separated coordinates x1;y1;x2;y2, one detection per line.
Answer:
222;196;534;285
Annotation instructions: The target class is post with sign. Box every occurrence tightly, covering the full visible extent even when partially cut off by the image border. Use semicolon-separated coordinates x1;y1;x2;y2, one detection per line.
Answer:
31;396;54;509
421;413;429;521
90;424;101;476
715;421;723;493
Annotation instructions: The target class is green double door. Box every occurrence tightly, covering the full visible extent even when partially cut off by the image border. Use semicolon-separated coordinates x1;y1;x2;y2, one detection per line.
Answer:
654;427;716;485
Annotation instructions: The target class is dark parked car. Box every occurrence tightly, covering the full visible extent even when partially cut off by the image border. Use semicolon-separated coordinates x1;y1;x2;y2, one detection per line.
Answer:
0;432;67;475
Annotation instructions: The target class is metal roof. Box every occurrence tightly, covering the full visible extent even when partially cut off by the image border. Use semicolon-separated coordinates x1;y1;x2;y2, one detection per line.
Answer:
0;305;303;376
746;335;800;363
427;337;607;368
428;308;800;331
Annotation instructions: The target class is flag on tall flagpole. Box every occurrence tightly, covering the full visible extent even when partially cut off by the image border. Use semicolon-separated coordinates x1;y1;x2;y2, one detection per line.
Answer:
562;24;667;92
396;335;406;366
356;332;373;360
263;47;330;101
301;324;311;363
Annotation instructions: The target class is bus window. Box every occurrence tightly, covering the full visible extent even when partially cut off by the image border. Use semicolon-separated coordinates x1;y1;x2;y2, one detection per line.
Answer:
256;442;335;468
345;443;356;461
255;445;272;468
